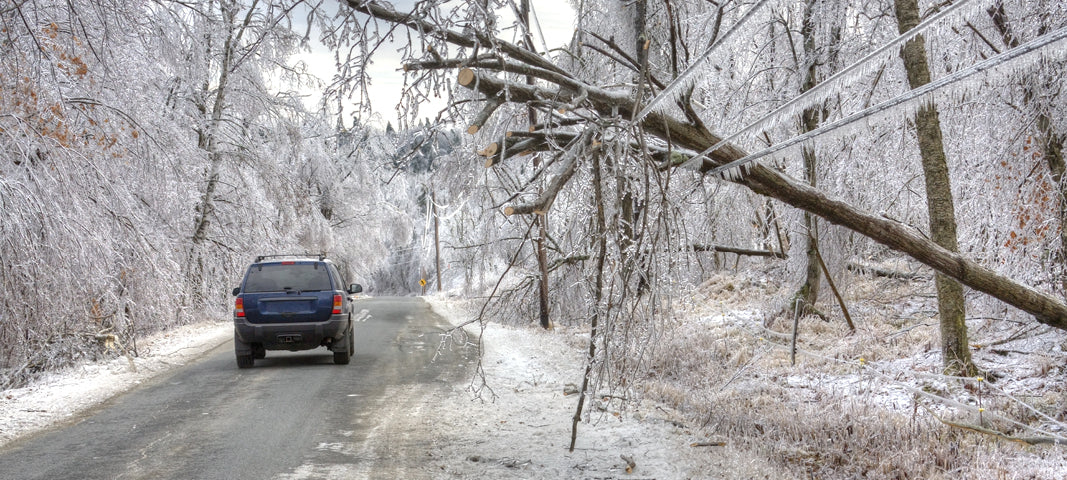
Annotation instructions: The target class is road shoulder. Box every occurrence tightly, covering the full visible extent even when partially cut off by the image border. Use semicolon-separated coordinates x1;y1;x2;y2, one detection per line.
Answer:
0;321;231;449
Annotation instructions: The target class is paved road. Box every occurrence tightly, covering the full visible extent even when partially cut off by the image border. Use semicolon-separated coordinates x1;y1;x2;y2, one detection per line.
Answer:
0;297;475;480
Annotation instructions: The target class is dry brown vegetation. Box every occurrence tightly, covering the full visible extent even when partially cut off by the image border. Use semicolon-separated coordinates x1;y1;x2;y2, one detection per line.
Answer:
635;264;1067;478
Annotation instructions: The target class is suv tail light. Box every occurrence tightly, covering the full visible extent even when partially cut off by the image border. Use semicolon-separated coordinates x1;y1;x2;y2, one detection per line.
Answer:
332;294;343;314
235;297;245;317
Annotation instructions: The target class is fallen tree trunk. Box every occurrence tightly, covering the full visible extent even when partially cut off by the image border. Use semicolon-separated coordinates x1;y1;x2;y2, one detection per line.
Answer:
454;69;1067;330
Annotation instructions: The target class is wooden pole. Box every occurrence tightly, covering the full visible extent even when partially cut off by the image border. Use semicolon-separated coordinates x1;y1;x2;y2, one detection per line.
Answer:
433;187;442;292
814;242;856;332
519;0;551;330
791;298;801;366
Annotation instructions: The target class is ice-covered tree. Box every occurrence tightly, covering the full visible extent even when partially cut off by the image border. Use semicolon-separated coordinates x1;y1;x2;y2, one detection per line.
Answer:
0;0;397;387
336;0;1067;412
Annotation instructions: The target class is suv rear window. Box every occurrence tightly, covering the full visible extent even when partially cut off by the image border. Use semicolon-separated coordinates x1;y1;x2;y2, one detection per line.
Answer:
243;263;333;293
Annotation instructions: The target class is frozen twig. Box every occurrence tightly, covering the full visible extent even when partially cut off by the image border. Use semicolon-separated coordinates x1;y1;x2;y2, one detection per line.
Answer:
921;404;1067;446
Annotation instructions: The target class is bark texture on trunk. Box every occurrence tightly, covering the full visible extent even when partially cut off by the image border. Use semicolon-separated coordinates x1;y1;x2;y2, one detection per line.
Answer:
895;0;976;376
796;0;823;314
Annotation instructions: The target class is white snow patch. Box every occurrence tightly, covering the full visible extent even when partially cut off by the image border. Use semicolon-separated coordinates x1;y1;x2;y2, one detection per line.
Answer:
423;296;768;478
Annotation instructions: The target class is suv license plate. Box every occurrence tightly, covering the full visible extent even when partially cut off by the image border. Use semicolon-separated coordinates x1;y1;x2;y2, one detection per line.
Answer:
278;334;302;344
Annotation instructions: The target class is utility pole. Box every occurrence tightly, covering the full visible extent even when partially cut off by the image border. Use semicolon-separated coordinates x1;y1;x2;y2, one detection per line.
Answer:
432;186;442;292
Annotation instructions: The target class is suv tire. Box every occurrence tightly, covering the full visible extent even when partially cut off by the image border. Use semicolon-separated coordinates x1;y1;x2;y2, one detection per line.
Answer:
333;348;350;365
333;324;353;365
236;354;254;369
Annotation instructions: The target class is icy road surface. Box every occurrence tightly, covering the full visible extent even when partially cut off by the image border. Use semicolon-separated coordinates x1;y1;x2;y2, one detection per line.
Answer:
0;297;475;479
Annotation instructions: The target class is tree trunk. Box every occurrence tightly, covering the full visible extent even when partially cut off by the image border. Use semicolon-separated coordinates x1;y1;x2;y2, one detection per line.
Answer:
895;0;976;376
185;4;238;307
795;0;823;315
520;0;552;330
615;0;648;297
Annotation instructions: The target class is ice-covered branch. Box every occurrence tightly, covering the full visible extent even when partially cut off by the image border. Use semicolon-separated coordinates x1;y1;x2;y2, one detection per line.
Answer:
685;0;983;169
698;24;1067;178
629;0;774;124
343;0;567;77
503;132;591;216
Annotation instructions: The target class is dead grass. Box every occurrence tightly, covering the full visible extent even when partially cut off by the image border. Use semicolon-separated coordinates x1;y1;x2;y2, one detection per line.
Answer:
642;266;1067;479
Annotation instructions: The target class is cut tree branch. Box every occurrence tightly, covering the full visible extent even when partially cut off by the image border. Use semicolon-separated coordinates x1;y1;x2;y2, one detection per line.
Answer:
504;131;591;215
468;97;503;135
478;136;548;167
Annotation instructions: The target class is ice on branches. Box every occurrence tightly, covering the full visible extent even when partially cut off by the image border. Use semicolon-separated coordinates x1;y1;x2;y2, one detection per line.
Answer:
698;24;1067;179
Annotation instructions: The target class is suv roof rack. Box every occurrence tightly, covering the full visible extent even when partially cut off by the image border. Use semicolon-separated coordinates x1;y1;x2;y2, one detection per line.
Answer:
254;253;327;263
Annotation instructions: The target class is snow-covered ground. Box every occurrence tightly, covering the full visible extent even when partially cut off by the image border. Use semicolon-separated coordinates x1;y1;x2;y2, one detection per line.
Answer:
420;296;766;479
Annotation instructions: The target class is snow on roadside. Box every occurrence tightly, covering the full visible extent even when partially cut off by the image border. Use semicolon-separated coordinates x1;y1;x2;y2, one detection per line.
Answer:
0;320;231;448
423;295;781;479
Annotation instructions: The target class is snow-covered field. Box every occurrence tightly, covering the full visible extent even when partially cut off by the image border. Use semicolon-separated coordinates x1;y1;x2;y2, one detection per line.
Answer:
3;284;1067;478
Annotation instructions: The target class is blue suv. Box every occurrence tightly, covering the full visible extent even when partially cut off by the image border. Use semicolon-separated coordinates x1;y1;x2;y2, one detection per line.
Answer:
231;254;362;368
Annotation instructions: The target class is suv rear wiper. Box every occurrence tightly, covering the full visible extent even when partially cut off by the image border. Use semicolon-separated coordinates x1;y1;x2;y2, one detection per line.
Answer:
281;287;323;294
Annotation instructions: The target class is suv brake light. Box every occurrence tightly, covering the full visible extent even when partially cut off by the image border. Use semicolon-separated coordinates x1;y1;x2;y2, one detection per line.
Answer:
235;297;245;317
332;294;343;314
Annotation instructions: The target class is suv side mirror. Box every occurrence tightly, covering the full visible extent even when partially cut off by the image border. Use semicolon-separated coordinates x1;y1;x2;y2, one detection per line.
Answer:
232;287;241;296
349;283;363;294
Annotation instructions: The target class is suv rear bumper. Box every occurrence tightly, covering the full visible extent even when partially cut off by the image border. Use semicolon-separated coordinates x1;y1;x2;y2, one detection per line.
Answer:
234;313;350;353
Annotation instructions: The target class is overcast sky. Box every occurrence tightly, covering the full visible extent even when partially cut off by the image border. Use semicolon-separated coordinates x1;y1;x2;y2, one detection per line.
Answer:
292;0;577;130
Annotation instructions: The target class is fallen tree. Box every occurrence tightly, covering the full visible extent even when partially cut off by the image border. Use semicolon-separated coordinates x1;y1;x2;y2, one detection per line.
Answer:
342;0;1067;331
